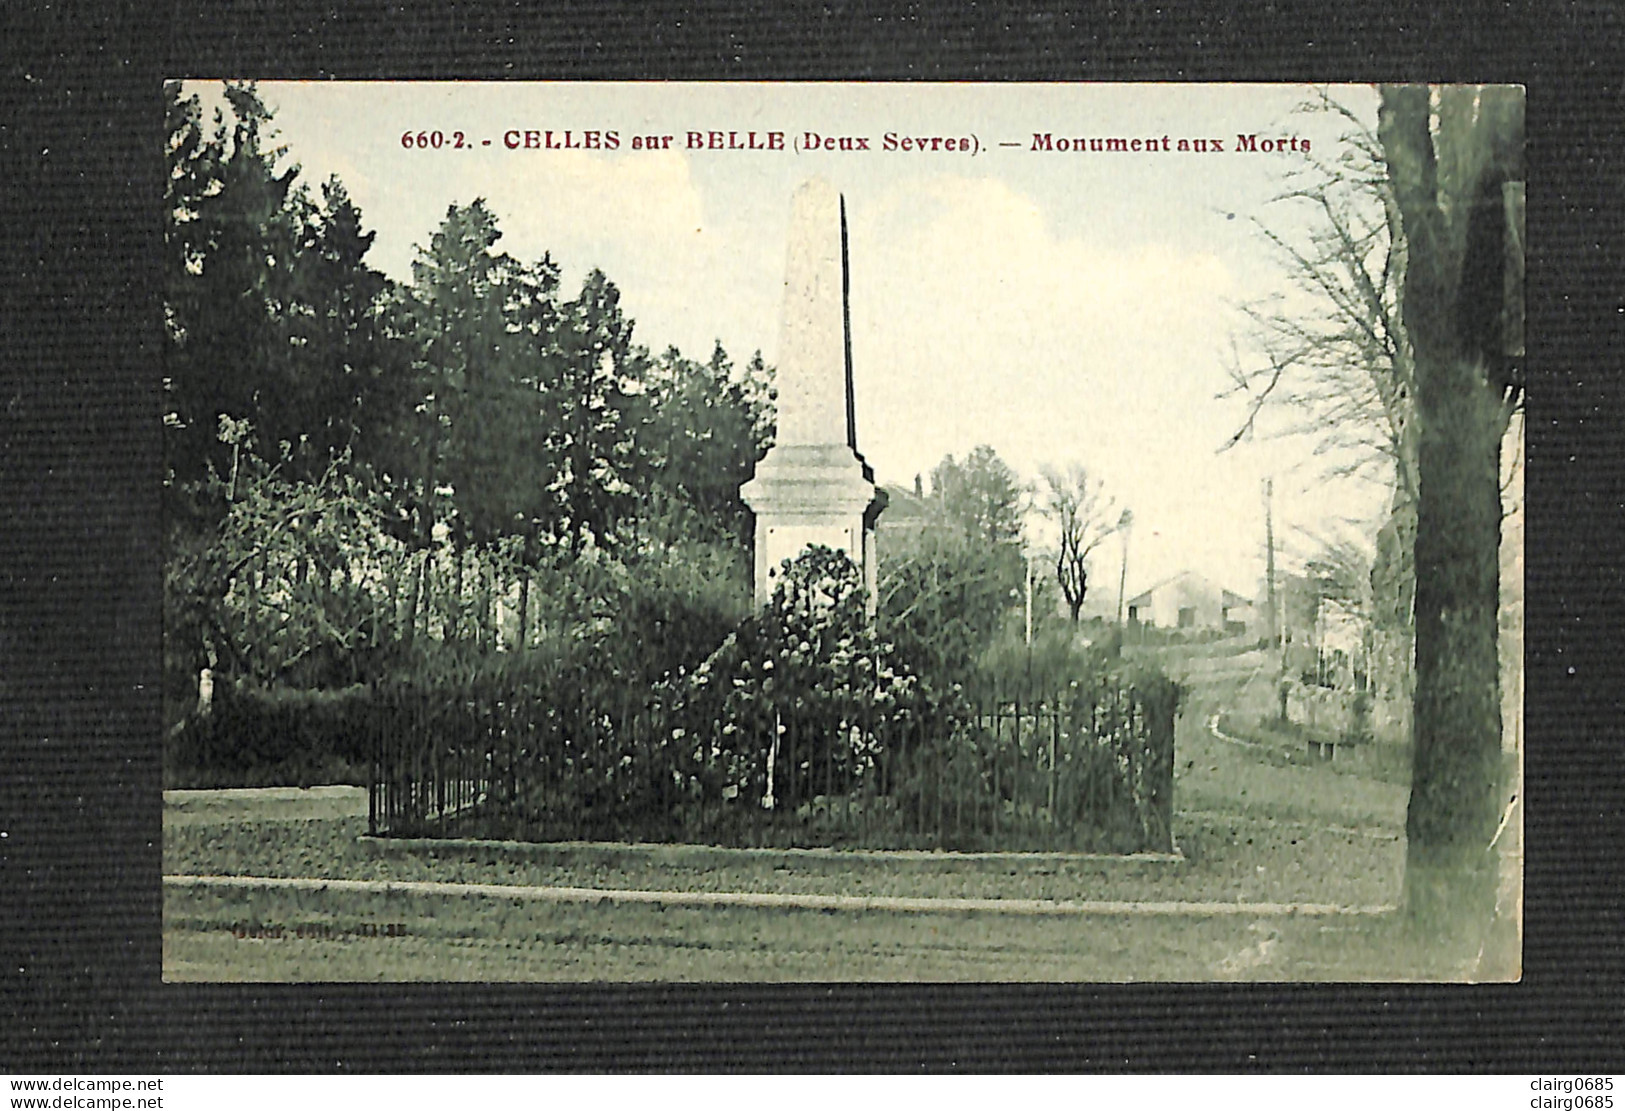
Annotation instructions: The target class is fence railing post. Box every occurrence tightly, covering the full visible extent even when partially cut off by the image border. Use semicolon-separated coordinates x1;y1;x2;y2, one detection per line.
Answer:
364;657;1178;855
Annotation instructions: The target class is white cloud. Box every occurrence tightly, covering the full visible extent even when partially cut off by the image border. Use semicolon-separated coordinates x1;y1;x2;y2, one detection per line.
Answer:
842;174;1258;576
236;81;1392;595
476;149;707;264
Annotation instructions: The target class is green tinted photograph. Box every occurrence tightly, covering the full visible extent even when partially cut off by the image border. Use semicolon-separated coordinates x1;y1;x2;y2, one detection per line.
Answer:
161;82;1523;981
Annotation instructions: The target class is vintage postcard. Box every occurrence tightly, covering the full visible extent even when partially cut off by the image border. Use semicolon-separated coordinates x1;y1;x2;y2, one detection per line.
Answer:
161;81;1523;981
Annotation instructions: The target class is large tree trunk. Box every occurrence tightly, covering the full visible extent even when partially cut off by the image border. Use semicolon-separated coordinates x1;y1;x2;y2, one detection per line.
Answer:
1379;84;1522;975
400;545;428;651
1405;349;1508;963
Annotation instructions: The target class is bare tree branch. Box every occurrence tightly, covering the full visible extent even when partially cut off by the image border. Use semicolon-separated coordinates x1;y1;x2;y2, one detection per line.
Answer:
1221;91;1419;506
1037;462;1118;623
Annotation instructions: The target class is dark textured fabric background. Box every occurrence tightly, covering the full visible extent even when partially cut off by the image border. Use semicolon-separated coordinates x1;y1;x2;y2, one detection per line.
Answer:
2;1;1621;1073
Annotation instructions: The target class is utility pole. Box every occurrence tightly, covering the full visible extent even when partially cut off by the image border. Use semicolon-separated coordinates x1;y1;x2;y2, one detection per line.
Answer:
1024;550;1033;646
1264;477;1278;648
1265;476;1288;722
1116;508;1133;626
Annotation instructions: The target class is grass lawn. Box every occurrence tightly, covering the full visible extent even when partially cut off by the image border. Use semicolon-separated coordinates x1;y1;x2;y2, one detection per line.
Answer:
162;644;1515;981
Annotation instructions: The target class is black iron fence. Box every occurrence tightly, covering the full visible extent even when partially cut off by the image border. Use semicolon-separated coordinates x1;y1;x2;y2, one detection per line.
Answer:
368;668;1176;853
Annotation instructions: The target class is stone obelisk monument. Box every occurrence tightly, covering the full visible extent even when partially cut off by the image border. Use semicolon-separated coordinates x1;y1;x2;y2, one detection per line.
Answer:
741;178;886;609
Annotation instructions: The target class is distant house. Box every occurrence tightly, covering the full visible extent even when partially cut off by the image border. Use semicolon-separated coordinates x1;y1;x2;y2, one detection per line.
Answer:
875;482;938;531
874;482;949;561
1125;571;1257;634
1220;589;1259;634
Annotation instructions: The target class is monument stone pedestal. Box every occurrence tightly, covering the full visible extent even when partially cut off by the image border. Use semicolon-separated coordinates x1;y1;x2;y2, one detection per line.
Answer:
742;443;886;608
740;178;886;609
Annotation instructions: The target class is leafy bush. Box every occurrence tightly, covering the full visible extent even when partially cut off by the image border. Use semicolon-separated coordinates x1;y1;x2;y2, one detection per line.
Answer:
366;635;702;841
667;545;923;808
976;623;1110;701
1346;687;1374;744
165;681;375;788
610;537;752;686
1124;624;1227;647
879;528;1022;691
164;422;413;696
364;545;1179;852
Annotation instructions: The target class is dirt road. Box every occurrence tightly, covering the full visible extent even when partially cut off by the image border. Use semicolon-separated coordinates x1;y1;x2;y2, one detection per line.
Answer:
1167;645;1408;832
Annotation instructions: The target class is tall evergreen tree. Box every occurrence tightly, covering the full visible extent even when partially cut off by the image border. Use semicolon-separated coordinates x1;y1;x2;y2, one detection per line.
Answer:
165;83;403;497
539;269;646;553
164;81;302;504
293;179;403;472
397;201;533;540
394;201;549;643
635;341;775;546
163;81;415;689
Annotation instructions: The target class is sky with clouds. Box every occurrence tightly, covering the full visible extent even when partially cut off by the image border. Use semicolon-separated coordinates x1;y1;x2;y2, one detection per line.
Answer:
191;80;1392;600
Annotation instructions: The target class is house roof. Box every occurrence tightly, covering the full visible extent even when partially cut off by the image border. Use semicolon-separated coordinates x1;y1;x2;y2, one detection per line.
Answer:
1126;569;1250;607
876;484;939;524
